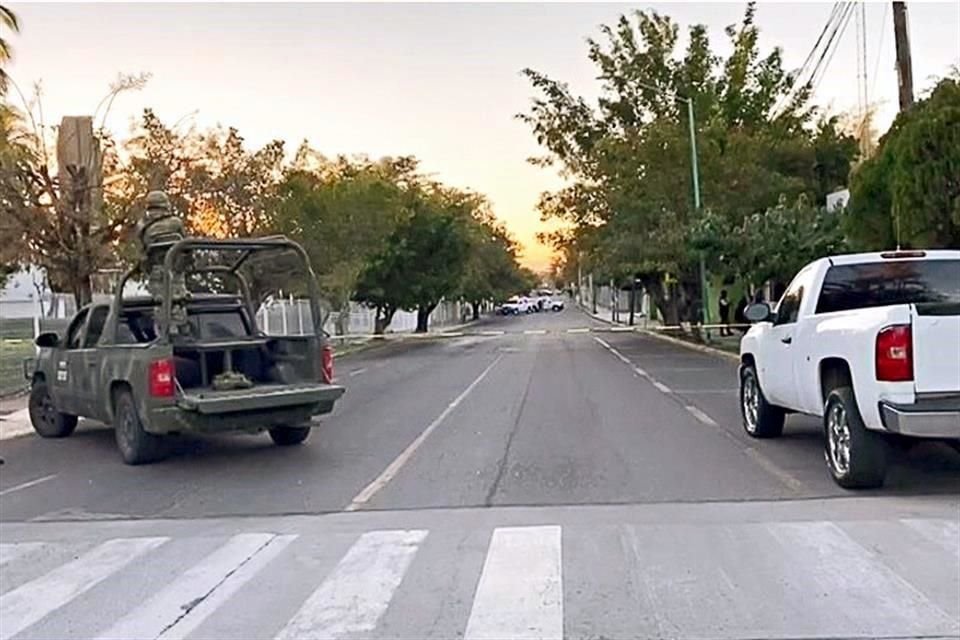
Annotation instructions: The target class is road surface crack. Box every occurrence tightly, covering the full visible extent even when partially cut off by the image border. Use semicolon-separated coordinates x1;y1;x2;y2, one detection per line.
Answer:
484;358;535;507
154;535;275;638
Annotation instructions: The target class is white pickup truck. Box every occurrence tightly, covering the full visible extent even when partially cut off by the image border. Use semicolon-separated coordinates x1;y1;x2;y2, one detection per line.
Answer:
739;250;960;488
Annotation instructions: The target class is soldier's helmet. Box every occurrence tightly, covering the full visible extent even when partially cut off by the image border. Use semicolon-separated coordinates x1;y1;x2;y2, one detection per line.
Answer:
137;190;185;253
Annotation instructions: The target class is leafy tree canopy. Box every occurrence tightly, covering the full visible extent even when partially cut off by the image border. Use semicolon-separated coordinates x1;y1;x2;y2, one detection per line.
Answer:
847;76;960;249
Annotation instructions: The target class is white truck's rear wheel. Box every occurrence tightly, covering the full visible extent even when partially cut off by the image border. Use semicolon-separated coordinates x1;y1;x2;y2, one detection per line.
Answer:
824;386;888;488
740;364;784;438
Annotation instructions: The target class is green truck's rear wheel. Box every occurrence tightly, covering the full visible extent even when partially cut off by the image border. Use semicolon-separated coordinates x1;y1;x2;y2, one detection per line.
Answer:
269;426;311;446
114;389;167;465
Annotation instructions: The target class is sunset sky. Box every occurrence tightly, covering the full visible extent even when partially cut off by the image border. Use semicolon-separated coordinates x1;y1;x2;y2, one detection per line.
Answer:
7;2;960;271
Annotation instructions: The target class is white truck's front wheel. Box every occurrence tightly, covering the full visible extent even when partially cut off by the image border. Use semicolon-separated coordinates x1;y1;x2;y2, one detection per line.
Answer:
824;387;888;488
740;364;785;438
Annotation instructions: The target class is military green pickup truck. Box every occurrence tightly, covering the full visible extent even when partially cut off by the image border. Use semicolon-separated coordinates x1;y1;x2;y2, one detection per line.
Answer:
25;234;345;465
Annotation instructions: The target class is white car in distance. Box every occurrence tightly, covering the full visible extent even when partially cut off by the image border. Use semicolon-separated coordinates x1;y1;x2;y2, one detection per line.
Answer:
739;250;960;488
499;296;534;315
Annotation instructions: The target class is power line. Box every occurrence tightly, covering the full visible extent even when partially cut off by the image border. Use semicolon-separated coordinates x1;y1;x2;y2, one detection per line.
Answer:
869;2;891;100
771;2;847;117
810;2;858;95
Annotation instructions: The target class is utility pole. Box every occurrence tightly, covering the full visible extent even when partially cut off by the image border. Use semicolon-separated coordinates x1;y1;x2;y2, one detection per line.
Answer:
892;1;915;111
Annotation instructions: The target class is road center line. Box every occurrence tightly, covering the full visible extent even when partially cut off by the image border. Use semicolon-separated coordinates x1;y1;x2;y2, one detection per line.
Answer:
523;329;547;335
593;336;677;395
0;474;58;497
652;381;673;394
684;405;719;427
345;355;504;511
348;368;367;377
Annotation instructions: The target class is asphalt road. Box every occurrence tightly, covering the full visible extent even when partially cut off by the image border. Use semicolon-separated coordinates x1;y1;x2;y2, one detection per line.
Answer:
1;306;958;639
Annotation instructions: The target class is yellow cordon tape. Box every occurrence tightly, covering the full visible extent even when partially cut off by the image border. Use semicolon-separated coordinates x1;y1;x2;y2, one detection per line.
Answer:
326;323;751;341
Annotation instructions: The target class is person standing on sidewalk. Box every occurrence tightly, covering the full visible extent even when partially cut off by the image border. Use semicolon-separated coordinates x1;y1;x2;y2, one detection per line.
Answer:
718;289;732;336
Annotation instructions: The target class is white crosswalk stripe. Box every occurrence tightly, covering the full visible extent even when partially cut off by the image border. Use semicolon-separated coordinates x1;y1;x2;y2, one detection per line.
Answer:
464;525;563;640
157;534;297;640
0;519;955;640
274;529;428;640
0;536;168;640
98;533;279;640
902;517;960;557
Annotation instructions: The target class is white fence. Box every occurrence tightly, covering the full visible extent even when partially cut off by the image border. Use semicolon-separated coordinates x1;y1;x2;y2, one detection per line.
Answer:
579;284;653;325
257;299;472;336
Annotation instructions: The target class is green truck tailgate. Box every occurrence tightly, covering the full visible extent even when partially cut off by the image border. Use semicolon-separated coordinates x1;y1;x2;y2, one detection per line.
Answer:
176;383;345;414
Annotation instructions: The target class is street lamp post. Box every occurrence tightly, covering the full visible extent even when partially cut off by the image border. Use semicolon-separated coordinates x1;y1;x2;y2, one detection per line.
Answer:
637;83;710;332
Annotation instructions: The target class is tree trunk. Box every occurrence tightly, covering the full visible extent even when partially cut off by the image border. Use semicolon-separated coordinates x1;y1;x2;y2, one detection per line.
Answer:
72;274;92;308
643;276;680;327
374;306;395;335
472;300;481;321
335;308;350;336
415;305;432;333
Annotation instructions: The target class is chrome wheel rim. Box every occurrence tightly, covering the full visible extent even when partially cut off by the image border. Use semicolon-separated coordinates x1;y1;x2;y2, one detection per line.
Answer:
827;402;851;475
742;373;759;433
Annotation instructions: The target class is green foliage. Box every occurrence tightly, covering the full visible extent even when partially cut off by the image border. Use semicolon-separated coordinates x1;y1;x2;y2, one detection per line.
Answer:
847;77;960;249
520;3;859;321
692;195;847;288
354;186;472;332
3;105;529;327
0;4;19;93
120;109;285;238
271;153;414;315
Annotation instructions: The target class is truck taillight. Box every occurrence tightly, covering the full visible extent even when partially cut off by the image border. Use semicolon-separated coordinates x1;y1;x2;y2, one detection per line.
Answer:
149;358;175;397
321;344;334;383
875;324;913;382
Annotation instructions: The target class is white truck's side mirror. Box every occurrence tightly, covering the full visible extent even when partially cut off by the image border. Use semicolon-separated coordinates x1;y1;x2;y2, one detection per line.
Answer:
745;302;773;323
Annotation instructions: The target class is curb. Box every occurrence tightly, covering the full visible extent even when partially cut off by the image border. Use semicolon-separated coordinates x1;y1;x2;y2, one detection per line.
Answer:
637;328;741;363
578;303;740;363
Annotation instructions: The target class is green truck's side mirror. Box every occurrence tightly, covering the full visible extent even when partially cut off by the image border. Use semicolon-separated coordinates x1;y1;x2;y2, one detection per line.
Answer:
35;332;60;348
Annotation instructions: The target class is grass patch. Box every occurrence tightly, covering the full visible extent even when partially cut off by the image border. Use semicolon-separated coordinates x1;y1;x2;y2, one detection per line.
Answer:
0;340;34;396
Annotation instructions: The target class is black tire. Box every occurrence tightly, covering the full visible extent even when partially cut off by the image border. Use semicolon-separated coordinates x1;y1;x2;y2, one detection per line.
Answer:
824;386;888;489
269;426;311;446
113;389;167;465
739;364;785;438
28;380;77;438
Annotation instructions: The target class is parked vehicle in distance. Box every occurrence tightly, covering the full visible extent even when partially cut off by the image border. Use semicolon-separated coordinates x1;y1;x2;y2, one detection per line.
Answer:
533;290;553;312
25;234;345;465
547;296;565;312
498;296;534;315
739;250;960;488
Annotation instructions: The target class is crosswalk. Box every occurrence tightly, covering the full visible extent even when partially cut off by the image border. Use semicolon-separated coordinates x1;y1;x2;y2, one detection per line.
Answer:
0;517;957;640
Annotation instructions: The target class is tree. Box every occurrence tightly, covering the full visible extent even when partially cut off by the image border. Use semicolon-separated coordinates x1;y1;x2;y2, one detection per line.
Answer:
1;77;148;305
271;151;415;332
847;76;960;249
354;185;472;333
119;110;285;240
0;4;18;93
521;4;858;323
457;210;529;320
